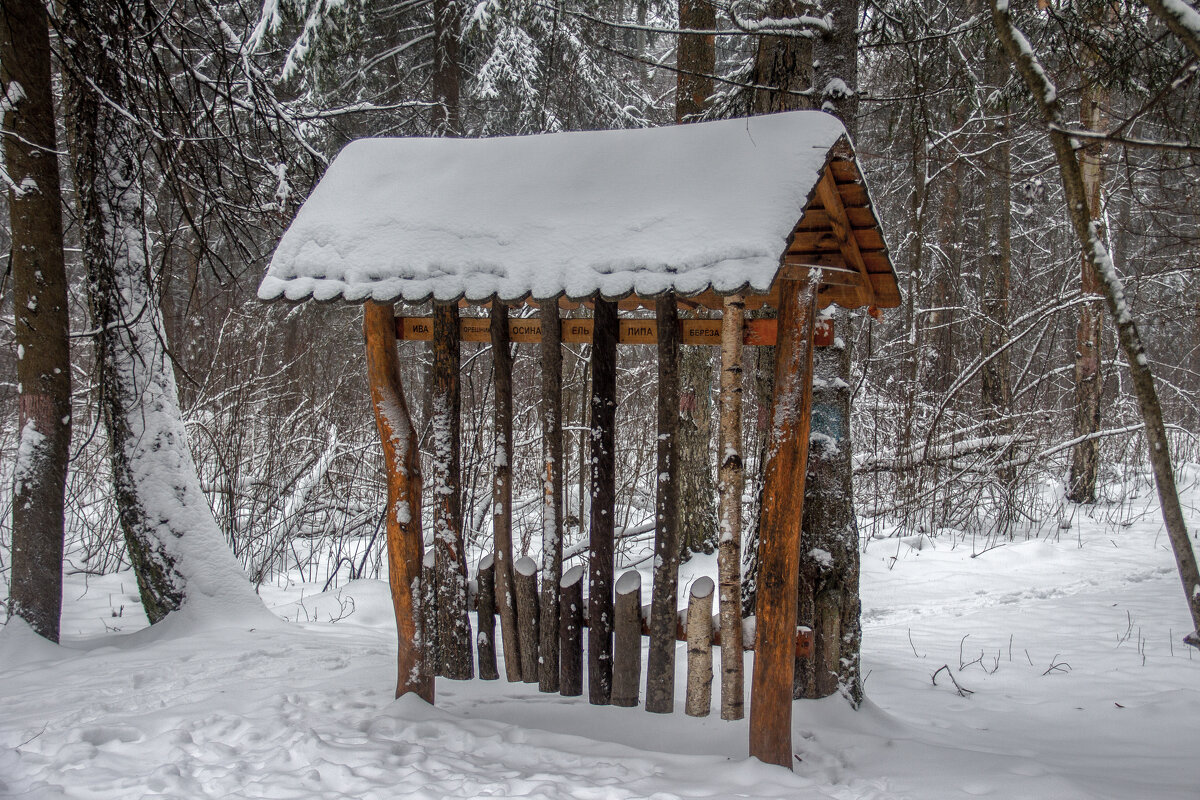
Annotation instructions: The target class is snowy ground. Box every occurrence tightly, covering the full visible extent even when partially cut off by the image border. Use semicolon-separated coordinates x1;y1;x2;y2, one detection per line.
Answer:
3;480;1199;799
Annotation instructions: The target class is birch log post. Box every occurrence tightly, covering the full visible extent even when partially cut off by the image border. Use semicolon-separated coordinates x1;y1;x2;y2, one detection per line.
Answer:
612;571;643;708
539;301;565;692
749;275;820;768
432;301;473;679
559;564;585;697
476;555;498;680
363;301;433;702
717;294;746;720
514;556;540;683
490;301;522;682
685;576;715;717
646;293;681;714
589;299;619;704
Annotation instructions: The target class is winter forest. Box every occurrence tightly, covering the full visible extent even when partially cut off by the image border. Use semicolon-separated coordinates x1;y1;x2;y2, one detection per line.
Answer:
3;0;1200;798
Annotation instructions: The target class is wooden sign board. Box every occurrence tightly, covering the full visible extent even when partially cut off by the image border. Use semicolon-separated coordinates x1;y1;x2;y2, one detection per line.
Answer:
395;316;795;347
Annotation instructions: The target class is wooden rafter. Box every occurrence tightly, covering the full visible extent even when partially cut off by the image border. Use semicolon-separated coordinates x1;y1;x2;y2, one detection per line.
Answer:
813;164;877;308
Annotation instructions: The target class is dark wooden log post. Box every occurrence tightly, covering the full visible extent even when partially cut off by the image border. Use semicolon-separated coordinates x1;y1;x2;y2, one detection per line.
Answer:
514;556;540;683
647;293;682;714
422;548;438;680
718;294;746;720
490;301;522;682
559;564;585;697
749;276;820;768
589;298;619;704
612;570;643;708
539;301;565;692
685;576;715;717
363;301;433;702
476;554;499;680
432;300;473;679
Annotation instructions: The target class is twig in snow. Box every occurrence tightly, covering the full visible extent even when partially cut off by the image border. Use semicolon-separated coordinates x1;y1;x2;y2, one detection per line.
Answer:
931;664;974;697
1042;655;1071;676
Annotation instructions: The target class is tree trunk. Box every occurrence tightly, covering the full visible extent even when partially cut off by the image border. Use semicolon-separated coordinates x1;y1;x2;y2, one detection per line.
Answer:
676;0;715;123
750;1;814;114
611;570;642;707
559;564;585;696
490;302;522;681
476;554;498;680
588;298;618;704
3;0;72;642
685;576;714;717
717;296;746;720
539;301;564;692
431;0;461;136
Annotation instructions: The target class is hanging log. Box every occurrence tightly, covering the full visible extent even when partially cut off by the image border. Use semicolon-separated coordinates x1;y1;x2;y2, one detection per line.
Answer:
539;301;565;692
432;301;473;679
559;564;585;697
685;577;715;717
749;276;820;769
363;301;433;703
490;301;522;682
718;294;746;720
514;556;540;683
588;298;619;704
421;548;438;679
476;554;498;680
611;571;643;708
646;293;681;714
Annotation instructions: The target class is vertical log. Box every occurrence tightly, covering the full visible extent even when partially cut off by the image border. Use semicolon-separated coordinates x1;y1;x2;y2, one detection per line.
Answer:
476;555;499;680
718;294;746;720
539;301;565;692
559;564;585;697
422;548;438;680
363;301;433;702
749;276;820;769
611;570;643;708
514;556;540;683
432;301;473;679
588;298;619;704
685;577;715;717
490;301;522;682
647;293;681;714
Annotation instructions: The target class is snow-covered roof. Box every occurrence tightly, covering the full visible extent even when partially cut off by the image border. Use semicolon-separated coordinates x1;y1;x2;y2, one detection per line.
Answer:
258;111;897;308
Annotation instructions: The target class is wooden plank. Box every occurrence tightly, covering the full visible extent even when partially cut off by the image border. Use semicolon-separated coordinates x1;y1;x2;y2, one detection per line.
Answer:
588;298;618;705
538;302;564;693
396;316;785;347
815;167;877;308
489;302;522;683
363;301;433;703
829;159;859;183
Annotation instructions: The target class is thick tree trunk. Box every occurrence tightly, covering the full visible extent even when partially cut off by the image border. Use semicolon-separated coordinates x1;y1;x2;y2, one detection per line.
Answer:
3;0;72;641
588;299;618;704
490;302;522;682
750;1;814;114
539;302;564;692
676;0;715;123
717;296;746;720
431;0;461;136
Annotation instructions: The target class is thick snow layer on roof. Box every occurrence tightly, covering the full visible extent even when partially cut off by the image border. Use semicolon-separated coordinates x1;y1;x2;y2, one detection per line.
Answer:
258;111;848;304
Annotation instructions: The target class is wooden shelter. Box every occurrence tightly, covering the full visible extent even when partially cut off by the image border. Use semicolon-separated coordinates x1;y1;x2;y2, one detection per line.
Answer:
259;110;900;768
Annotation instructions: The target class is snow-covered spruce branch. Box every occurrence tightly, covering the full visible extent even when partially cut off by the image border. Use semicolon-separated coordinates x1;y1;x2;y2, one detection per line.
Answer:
1144;0;1200;61
991;0;1200;646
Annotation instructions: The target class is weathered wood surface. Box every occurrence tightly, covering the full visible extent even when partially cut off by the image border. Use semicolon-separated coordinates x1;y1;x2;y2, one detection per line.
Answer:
685;577;715;717
646;294;681;714
421;548;438;680
514;556;540;684
476;554;499;680
432;301;473;680
395;315;780;346
559;565;585;697
489;301;522;682
717;294;746;721
611;571;643;708
363;301;433;702
749;275;820;769
539;302;564;693
588;299;618;705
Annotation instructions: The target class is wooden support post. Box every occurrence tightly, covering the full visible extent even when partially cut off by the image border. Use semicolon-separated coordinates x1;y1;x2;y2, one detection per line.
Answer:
718;294;746;720
490;301;522;682
646;293;681;714
476;555;499;680
539;301;565;692
685;576;715;717
363;301;433;703
559;564;585;697
611;571;643;708
514;556;540;683
588;298;618;704
749;276;820;769
432;301;473;679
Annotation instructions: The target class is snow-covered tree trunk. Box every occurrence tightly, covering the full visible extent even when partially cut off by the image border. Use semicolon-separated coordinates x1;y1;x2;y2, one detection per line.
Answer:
3;0;72;641
61;0;260;622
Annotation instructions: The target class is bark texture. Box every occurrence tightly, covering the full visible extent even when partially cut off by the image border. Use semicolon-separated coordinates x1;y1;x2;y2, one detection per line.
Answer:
588;299;618;704
490;302;522;682
539;302;564;692
717;296;746;720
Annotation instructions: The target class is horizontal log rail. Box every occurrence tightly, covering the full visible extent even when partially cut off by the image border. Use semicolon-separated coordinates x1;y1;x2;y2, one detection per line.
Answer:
396;316;835;347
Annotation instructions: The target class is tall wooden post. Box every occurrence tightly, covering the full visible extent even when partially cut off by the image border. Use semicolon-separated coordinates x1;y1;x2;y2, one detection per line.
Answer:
363;301;433;703
718;294;746;720
647;293;681;713
490;301;522;681
432;300;473;679
749;276;820;768
588;298;619;704
539;301;565;692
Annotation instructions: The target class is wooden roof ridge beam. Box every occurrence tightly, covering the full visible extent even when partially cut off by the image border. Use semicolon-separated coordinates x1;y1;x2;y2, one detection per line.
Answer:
814;164;876;308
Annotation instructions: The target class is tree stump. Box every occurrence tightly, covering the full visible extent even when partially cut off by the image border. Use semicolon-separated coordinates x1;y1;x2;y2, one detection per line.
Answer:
685;577;715;717
559;565;585;697
612;570;643;708
514;556;540;683
476;554;499;680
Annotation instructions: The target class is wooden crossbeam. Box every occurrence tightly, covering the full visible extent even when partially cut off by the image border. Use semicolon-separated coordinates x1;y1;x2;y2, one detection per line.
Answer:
395;316;783;346
813;165;877;307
